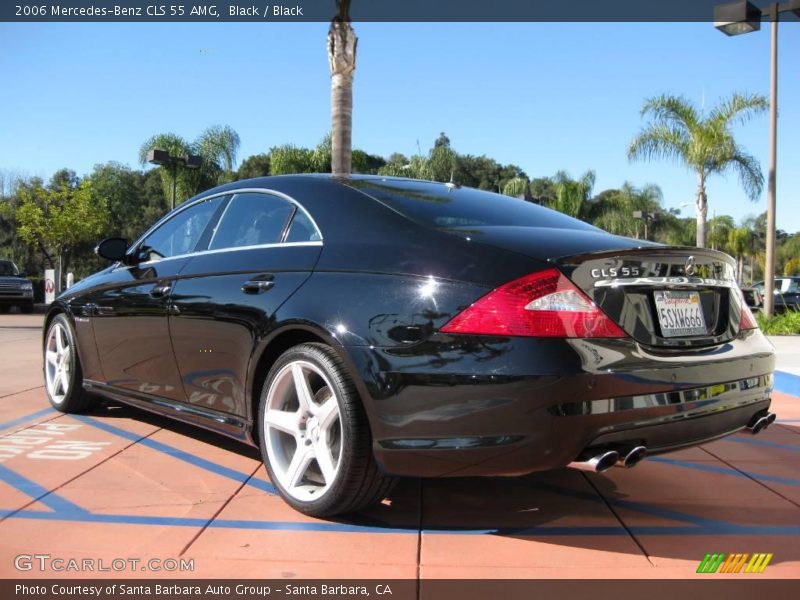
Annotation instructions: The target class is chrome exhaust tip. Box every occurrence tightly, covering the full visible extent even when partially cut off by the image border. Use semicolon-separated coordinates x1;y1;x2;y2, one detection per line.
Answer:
747;412;776;435
617;445;647;469
568;450;620;473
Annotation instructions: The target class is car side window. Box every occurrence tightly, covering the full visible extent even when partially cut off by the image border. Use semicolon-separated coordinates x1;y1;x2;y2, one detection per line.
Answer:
138;196;223;262
209;192;294;250
285;209;322;243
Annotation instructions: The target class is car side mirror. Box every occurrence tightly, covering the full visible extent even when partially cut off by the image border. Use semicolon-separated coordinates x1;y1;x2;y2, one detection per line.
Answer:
95;238;129;262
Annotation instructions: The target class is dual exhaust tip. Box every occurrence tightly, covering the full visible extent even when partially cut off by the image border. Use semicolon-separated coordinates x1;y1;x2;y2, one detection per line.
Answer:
747;411;777;435
568;445;647;473
569;410;778;473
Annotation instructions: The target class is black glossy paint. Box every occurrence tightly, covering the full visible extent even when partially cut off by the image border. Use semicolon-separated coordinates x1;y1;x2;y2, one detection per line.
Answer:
47;175;775;477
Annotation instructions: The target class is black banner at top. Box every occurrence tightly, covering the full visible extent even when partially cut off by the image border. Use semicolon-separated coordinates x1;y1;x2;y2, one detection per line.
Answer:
4;0;798;23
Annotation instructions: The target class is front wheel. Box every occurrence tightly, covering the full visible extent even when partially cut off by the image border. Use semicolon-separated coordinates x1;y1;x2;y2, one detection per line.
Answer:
258;343;395;517
44;314;93;412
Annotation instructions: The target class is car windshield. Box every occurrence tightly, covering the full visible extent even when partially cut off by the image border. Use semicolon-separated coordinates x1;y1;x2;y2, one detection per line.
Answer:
0;261;18;276
348;178;598;232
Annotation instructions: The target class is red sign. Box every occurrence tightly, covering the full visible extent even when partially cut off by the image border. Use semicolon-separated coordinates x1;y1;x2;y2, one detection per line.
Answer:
45;280;55;293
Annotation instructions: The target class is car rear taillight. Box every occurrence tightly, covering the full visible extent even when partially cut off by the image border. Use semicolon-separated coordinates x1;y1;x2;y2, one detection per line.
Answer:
738;289;759;330
440;268;627;338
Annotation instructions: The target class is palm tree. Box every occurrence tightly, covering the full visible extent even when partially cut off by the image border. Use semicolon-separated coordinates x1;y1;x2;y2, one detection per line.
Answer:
728;226;752;284
550;170;595;219
139;125;240;207
628;93;767;248
328;0;357;176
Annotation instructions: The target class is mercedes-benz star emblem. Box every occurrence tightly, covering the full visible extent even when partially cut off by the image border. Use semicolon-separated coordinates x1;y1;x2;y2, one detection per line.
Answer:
685;255;696;276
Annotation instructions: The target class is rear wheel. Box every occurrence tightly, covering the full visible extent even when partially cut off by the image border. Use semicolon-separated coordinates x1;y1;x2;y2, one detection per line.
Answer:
258;343;395;516
44;314;93;412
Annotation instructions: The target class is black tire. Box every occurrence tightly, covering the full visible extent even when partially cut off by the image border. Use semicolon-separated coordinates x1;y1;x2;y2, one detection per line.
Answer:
0;305;10;314
43;314;94;413
21;303;34;314
258;342;396;517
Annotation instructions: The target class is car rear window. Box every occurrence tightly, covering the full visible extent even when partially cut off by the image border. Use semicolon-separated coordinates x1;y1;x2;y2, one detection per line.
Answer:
347;178;597;232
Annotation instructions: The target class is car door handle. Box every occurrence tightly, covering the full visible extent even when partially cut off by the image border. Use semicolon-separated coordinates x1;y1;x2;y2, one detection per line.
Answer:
149;283;172;298
242;274;275;294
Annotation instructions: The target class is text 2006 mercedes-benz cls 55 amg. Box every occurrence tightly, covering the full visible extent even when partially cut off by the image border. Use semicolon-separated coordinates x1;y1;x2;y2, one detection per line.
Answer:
43;175;776;516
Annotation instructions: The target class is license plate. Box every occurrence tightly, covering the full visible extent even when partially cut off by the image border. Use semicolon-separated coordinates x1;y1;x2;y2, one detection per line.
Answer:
654;290;707;337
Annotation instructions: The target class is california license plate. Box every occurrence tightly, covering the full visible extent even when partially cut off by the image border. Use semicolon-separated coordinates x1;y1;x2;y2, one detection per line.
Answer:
654;290;707;338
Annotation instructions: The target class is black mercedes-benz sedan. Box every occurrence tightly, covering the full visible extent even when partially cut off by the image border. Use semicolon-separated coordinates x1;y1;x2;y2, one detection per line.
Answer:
43;175;776;516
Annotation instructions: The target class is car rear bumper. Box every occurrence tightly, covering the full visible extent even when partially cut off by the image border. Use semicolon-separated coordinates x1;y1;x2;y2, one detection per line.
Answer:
344;329;775;477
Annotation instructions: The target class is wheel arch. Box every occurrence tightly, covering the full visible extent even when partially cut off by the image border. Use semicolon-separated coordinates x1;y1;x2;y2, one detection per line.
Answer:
246;322;372;445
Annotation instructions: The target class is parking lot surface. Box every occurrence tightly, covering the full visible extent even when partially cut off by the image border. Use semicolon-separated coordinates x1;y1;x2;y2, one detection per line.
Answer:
0;314;798;579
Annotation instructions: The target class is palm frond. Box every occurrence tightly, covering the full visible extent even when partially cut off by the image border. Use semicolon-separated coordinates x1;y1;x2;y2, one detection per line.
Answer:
728;147;764;201
628;123;691;166
709;92;768;128
641;94;700;130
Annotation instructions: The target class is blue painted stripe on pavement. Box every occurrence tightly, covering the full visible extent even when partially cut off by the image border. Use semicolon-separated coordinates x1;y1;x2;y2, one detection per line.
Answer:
0;464;88;514
651;456;800;487
76;416;740;530
722;436;800;452
531;481;728;529
72;415;276;495
3;508;800;537
0;408;57;434
774;370;800;396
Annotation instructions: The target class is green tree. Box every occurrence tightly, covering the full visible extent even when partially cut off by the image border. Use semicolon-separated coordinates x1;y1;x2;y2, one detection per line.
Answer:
592;183;663;240
502;176;530;199
16;177;107;291
628;92;767;248
550;170;595;218
728;226;751;283
328;0;357;175
529;177;557;205
138;125;240;208
707;214;736;253
236;154;271;180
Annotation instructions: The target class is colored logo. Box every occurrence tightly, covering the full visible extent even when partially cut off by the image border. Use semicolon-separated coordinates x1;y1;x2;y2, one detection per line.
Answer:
697;553;773;574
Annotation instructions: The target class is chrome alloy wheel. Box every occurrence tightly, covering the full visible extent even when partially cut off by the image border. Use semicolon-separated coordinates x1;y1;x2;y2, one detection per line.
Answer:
263;360;343;502
45;321;72;405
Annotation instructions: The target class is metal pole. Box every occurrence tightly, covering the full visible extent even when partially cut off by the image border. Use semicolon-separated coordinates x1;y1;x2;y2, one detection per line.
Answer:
763;5;778;317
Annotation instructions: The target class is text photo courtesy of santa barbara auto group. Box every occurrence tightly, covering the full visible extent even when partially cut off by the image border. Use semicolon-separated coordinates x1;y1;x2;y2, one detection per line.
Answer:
1;1;799;599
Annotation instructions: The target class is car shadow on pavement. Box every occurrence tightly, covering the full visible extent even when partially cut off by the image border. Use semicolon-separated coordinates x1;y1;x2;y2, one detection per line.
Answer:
82;400;800;567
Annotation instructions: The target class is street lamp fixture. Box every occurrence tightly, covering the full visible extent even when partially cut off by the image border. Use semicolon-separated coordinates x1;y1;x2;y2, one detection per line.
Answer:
632;210;659;241
146;149;202;211
713;0;798;317
714;0;762;34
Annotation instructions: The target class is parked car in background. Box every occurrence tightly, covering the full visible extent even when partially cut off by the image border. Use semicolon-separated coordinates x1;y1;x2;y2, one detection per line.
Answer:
740;286;763;311
0;260;34;313
43;175;776;517
752;277;800;312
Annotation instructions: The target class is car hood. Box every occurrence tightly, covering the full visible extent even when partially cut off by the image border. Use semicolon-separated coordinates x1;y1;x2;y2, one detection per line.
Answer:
445;225;659;262
0;276;27;284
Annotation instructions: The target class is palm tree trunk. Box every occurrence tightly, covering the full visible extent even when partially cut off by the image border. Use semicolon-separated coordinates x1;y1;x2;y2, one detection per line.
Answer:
695;174;708;248
327;1;357;177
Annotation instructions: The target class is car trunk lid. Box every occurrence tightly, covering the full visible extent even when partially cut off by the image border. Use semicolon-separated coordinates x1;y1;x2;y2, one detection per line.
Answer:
449;226;742;347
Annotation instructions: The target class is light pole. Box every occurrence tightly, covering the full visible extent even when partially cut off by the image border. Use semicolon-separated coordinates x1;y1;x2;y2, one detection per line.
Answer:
714;0;799;316
147;149;202;211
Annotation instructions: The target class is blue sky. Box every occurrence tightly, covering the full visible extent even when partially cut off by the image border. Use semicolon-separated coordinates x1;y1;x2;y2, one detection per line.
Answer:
1;22;798;232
